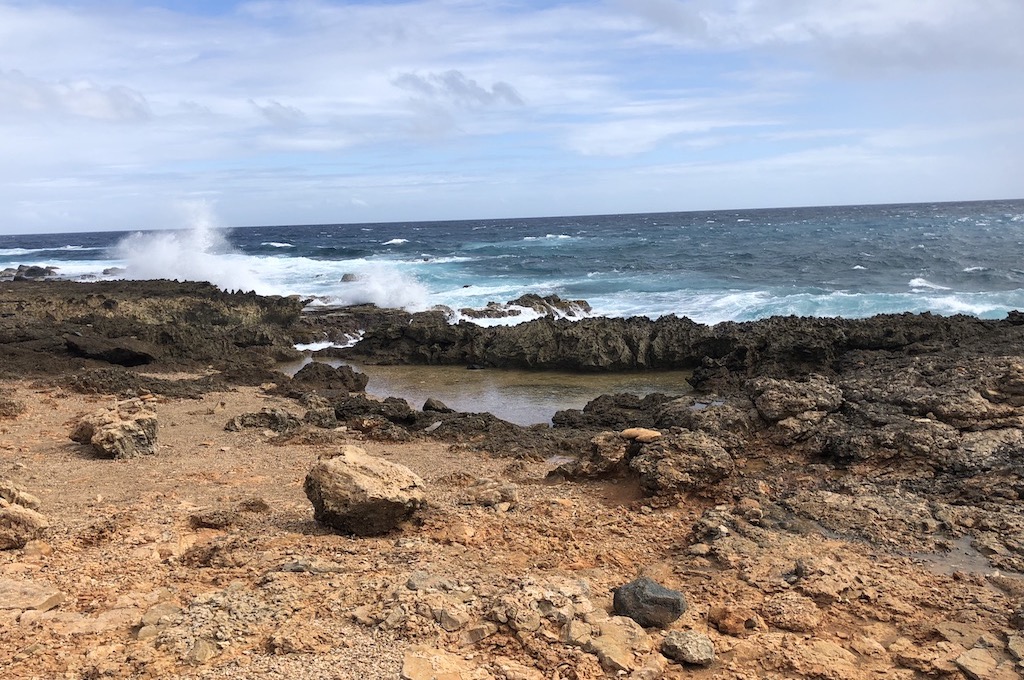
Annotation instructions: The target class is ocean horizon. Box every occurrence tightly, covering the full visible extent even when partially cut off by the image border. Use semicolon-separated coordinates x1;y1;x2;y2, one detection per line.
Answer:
2;198;1024;325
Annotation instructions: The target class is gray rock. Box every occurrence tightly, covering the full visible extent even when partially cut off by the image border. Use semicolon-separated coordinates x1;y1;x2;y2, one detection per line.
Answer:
661;630;715;666
304;445;426;536
612;576;687;628
303;407;338;429
747;374;843;422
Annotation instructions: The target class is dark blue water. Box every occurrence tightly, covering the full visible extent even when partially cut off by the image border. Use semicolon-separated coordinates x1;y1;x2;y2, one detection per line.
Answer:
2;199;1023;323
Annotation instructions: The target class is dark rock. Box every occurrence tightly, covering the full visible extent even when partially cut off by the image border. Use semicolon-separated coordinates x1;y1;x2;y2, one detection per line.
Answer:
333;395;418;427
423;397;454;413
292;361;369;393
612;576;687;628
303;407;338;429
224;408;301;433
65;334;156;367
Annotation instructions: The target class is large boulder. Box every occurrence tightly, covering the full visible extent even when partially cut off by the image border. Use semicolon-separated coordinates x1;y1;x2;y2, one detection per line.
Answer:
628;431;734;495
304;445;426;536
292;361;369;393
69;398;157;459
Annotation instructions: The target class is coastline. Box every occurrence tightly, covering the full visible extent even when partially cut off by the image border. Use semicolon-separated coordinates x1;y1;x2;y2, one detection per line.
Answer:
3;279;1024;678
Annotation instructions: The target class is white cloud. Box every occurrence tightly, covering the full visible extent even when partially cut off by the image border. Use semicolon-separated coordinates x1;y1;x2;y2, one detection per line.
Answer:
0;69;151;122
0;0;1019;233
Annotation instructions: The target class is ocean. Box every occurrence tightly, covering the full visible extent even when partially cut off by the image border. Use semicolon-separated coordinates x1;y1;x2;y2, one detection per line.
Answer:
2;199;1024;325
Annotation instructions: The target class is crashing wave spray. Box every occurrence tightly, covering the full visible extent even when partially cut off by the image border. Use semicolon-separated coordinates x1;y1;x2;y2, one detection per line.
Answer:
112;201;269;294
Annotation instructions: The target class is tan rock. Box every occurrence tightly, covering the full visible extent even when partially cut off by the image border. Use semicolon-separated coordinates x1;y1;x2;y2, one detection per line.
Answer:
584;616;652;673
0;500;48;549
955;647;1019;680
708;604;761;636
621;427;662;443
70;398;158;459
760;592;821;632
0;577;64;612
304;445;426;536
0;479;41;510
401;645;494;680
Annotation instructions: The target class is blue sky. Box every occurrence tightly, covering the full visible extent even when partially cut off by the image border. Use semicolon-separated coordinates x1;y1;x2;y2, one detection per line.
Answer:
1;0;1023;233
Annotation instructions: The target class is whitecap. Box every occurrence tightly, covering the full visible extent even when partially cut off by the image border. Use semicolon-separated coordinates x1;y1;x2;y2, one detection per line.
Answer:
262;242;294;248
962;266;988;272
382;238;409;245
852;265;866;270
909;278;951;290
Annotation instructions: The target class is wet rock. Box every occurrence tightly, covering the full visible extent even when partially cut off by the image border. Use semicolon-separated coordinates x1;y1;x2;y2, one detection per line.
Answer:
661;630;715;666
69;398;157;458
760;592;821;632
224;407;301;434
553;393;671;430
612;576;687;628
628;431;734;495
304;445;426;536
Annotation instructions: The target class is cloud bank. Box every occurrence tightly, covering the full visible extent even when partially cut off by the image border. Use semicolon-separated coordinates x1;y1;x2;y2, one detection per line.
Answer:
0;0;1021;233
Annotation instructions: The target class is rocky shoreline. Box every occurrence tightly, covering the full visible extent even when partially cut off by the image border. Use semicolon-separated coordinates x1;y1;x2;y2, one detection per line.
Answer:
2;279;1024;678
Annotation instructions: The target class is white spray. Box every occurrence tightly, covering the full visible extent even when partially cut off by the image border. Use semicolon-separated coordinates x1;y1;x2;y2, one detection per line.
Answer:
112;201;270;294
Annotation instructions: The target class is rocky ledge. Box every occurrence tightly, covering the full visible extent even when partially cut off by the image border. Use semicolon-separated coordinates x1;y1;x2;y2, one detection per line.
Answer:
4;280;1024;678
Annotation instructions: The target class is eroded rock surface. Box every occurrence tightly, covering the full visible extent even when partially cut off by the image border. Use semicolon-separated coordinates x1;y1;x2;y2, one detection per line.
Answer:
304;445;427;535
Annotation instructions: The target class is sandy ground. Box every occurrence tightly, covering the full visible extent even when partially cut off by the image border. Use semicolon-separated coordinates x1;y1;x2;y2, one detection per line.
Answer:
2;377;1023;679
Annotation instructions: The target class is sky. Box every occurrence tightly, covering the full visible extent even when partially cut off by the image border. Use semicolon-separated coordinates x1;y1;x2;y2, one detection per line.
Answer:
1;0;1023;234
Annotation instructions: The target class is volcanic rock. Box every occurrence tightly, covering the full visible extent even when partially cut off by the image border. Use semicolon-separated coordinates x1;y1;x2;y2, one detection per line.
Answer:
612;576;687;628
304;445;427;535
291;361;368;393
